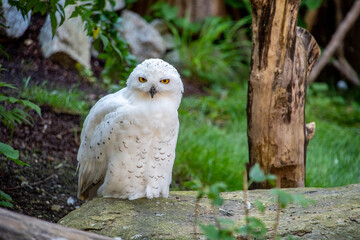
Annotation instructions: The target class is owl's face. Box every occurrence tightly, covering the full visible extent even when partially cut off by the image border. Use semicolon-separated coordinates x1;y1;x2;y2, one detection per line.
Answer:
126;59;184;99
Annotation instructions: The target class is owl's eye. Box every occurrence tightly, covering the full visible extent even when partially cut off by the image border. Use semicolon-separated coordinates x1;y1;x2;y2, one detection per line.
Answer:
139;77;147;83
160;79;170;84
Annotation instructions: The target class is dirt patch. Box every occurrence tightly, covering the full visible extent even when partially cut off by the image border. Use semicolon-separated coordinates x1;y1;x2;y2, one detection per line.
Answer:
0;106;83;222
0;14;93;223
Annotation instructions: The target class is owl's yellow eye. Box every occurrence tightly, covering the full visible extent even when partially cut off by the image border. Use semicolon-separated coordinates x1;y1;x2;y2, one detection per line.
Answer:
160;79;170;84
139;77;147;83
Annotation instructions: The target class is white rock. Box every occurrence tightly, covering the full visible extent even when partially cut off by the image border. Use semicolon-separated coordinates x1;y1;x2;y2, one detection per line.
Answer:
66;196;75;206
0;0;31;38
38;0;91;69
120;10;166;62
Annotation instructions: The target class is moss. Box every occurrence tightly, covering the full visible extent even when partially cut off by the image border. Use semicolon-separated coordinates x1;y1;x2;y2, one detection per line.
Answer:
60;184;360;239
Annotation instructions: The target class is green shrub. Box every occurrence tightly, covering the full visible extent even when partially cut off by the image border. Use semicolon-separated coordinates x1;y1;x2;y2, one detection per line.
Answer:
8;0;137;87
71;0;137;86
169;16;251;86
0;80;41;208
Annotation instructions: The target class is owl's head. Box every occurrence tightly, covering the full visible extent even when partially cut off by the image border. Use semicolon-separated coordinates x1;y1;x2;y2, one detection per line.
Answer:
126;59;184;101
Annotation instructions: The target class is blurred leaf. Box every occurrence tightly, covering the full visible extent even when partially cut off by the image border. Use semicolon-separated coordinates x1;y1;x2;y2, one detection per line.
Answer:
0;190;12;201
271;189;294;208
302;0;323;9
238;217;267;238
253;200;266;213
200;224;221;239
0;142;19;160
0;200;13;208
100;34;109;49
50;11;58;37
249;163;276;183
93;26;100;39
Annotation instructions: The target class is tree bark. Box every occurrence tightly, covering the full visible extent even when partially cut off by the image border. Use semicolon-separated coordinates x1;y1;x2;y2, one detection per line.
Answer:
0;208;112;240
247;0;320;188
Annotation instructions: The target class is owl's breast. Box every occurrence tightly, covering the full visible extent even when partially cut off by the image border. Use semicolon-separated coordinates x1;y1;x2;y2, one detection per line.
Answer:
130;100;178;135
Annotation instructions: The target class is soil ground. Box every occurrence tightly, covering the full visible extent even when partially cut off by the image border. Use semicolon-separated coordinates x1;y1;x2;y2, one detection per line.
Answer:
0;14;103;223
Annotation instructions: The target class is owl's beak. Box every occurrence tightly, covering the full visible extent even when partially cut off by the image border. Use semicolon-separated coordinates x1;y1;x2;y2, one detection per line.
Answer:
149;86;157;98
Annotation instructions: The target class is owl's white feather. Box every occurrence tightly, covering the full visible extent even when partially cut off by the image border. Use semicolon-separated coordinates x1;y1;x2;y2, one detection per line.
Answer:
77;59;183;200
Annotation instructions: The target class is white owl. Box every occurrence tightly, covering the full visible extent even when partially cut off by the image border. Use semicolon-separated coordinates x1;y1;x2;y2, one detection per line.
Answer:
77;58;183;200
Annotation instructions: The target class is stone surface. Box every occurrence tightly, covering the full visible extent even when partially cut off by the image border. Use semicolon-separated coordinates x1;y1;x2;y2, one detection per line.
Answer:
0;0;31;38
59;184;360;239
120;10;166;62
38;0;91;69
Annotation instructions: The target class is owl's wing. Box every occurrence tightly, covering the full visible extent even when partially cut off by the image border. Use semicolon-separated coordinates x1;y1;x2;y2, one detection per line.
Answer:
77;90;127;200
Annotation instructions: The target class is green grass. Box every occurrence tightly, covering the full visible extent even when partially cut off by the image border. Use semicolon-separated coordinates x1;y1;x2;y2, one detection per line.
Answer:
173;84;249;190
174;83;360;190
305;83;360;187
20;81;359;190
20;82;91;117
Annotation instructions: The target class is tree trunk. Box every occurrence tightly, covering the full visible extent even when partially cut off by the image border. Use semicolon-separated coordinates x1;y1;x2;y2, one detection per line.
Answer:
247;0;320;188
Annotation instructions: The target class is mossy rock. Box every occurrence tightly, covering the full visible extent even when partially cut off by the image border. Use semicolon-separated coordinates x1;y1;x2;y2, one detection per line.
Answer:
59;184;360;239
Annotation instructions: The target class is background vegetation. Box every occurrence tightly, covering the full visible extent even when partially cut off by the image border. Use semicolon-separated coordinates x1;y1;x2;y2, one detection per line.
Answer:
1;0;359;194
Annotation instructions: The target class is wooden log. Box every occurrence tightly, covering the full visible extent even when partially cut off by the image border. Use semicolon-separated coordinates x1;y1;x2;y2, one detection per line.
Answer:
0;208;112;240
247;0;320;188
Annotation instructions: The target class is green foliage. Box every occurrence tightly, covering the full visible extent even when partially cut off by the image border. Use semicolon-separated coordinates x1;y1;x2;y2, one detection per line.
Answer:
193;164;313;239
298;0;324;27
0;190;13;208
0;80;40;208
225;0;251;14
0;142;28;167
0;82;41;131
169;16;251;86
200;221;237;240
8;0;74;36
271;189;315;209
8;0;137;86
175;83;360;191
305;83;360;187
20;80;91;117
301;0;324;10
249;163;276;185
71;0;137;86
151;0;179;23
188;179;227;206
174;85;248;191
238;217;267;239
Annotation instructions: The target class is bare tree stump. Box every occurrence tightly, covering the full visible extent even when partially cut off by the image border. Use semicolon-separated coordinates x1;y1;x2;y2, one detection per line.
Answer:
247;1;320;188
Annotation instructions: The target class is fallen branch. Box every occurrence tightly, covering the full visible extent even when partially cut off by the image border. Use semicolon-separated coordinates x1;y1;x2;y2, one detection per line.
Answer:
332;57;360;86
0;208;112;240
308;0;360;84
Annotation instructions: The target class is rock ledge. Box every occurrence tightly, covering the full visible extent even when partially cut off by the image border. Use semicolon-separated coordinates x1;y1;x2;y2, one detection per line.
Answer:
59;184;360;239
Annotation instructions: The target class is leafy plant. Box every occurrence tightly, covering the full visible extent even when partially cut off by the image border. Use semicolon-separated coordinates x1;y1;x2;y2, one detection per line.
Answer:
8;0;72;36
0;82;41;133
0;80;41;208
71;0;137;86
0;190;13;208
192;164;313;239
169;15;251;86
8;0;137;86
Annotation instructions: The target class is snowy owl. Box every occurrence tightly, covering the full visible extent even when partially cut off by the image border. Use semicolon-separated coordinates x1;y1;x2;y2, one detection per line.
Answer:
77;59;183;200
